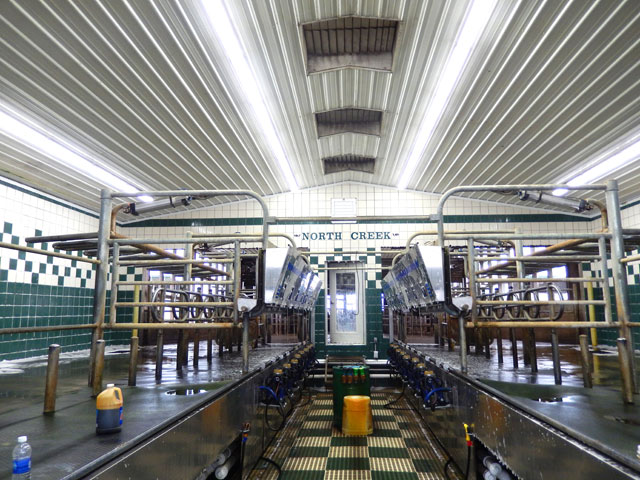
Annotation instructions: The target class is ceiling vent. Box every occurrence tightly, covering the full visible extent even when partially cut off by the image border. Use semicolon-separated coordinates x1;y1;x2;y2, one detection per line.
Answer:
315;108;382;137
302;17;399;73
323;155;375;174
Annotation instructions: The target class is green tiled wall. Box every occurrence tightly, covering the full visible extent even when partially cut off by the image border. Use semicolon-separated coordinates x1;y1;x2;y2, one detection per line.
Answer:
589;285;640;348
311;249;390;359
0;221;135;361
0;283;133;361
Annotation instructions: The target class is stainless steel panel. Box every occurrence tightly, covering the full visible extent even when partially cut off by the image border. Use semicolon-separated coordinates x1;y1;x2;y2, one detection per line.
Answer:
399;346;640;480
382;246;447;311
263;248;294;305
88;350;301;480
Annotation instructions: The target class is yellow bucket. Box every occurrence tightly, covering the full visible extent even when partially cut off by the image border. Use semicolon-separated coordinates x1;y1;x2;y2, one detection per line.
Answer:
342;395;373;436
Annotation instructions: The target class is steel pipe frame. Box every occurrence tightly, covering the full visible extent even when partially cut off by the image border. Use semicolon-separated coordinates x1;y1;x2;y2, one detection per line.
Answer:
192;231;296;249
621;254;640;264
465;321;640;328
114;301;233;307
605;180;637;395
116;280;234;286
233;241;241;325
112;189;271;248
447;232;609;240
478;277;604;283
476;255;600;262
435;183;606;246
514;228;537;373
391;229;514;266
89;189;112;388
476;300;605;306
43;344;61;414
117;258;234;265
108;323;240;330
0;241;100;264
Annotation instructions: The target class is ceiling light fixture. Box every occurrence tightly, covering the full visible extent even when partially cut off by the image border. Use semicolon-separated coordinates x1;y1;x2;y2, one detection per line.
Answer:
553;138;640;196
397;0;496;190
0;108;153;202
202;0;298;192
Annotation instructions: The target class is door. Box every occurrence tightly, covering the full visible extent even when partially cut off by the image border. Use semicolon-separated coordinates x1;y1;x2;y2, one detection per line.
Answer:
327;262;366;344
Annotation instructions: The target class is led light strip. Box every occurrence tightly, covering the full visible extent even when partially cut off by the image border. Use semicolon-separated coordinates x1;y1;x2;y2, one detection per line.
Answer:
202;0;298;192
553;137;640;196
397;0;497;190
0;106;152;202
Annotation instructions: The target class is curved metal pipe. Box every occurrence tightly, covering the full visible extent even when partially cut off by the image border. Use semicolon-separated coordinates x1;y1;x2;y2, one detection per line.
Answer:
436;184;607;246
111;189;271;248
586;198;608;230
193;232;296;249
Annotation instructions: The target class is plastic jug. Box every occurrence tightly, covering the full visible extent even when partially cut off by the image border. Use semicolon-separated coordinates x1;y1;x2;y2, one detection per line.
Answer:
342;395;373;436
96;384;123;434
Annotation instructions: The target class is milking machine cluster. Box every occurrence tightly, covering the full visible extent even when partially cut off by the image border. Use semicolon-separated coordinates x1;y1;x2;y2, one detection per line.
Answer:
387;344;451;411
259;344;317;424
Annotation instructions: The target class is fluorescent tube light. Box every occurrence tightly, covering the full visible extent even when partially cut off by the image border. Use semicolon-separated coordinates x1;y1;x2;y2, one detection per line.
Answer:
202;0;298;192
553;139;640;196
397;0;496;190
0;108;153;202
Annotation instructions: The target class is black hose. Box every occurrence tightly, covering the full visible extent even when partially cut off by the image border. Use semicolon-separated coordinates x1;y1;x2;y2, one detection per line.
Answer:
465;445;471;479
384;380;412;411
257;456;282;480
443;458;453;480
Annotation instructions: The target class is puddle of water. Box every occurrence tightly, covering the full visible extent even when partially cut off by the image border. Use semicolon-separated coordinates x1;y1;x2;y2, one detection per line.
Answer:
534;395;580;403
166;388;208;396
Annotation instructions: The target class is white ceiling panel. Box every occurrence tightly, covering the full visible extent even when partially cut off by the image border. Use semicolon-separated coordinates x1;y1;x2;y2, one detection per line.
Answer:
0;0;638;216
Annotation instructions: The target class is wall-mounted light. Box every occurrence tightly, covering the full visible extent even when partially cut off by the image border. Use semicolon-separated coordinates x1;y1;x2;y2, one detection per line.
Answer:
397;0;496;190
517;190;591;213
553;137;640;196
0;107;153;202
202;0;298;192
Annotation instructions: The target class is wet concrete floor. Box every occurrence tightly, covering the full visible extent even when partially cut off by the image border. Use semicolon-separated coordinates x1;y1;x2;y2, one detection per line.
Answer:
0;341;297;417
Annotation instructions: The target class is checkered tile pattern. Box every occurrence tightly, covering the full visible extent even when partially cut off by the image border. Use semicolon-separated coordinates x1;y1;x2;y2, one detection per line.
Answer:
249;392;461;480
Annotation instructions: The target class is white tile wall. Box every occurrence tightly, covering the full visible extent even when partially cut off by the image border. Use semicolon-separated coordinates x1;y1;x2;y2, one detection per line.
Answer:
122;182;597;250
0;178;99;287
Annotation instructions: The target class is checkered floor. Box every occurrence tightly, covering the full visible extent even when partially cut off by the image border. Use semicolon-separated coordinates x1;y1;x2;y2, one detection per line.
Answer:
248;392;461;480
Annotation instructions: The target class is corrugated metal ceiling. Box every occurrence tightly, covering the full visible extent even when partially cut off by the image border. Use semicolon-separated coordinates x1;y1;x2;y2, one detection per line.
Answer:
0;0;639;215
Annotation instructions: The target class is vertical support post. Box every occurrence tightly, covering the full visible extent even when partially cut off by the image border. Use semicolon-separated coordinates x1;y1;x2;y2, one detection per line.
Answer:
155;330;164;383
579;334;592;388
128;336;138;386
497;329;503;364
242;313;250;374
177;331;189;369
92;339;106;396
617;338;635;404
551;329;562;385
389;310;394;343
207;330;213;363
605;180;637;394
193;331;200;369
89;189;112;386
510;329;519;369
458;316;467;374
183;232;193;368
44;344;61;414
514;230;536;372
233;241;241;325
463;238;475;373
598;236;613;324
108;241;120;326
